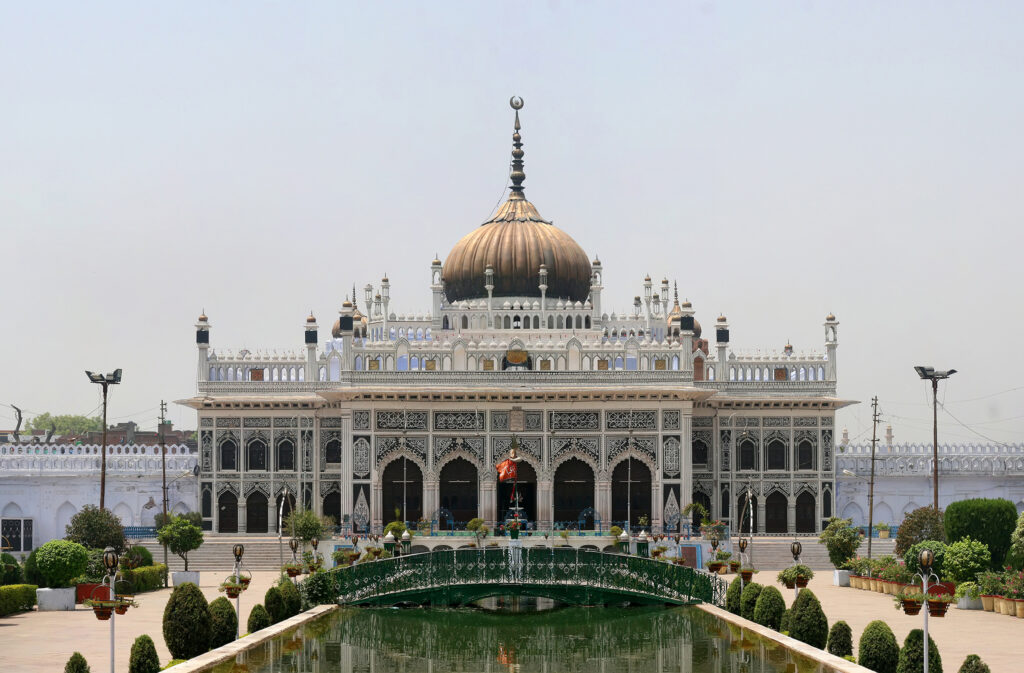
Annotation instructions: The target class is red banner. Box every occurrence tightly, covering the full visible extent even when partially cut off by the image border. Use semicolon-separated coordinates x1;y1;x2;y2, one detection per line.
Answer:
496;458;517;482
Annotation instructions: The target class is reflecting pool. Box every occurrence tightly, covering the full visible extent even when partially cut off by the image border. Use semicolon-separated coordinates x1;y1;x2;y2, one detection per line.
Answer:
210;604;839;673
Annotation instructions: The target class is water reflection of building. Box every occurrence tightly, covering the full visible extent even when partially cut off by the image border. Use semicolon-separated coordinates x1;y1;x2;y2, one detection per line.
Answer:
179;101;850;536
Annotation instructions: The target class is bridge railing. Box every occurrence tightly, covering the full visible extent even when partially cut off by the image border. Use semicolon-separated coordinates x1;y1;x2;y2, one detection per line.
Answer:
303;547;726;607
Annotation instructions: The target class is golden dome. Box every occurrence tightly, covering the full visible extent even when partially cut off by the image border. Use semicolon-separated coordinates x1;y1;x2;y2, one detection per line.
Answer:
306;313;316;324
826;312;836;321
717;314;727;323
197;312;208;322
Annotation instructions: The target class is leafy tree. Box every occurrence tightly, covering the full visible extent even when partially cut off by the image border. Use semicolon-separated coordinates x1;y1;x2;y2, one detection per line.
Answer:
957;655;991;673
209;597;238;648
896;507;945;556
725;576;743;615
248;603;272;632
282;509;329;543
943;538;991;583
945;498;1017;569
157;516;203;571
788;589;828;649
128;635;160;673
162;583;211;660
383;521;407;538
64;652;91;673
826;621;853;658
896;629;942;673
1011;512;1024;564
155;512;202;530
859;620;900;673
751;585;785;630
64;504;126;552
739;581;763;620
818;517;862;567
35;540;89;588
27;413;102;435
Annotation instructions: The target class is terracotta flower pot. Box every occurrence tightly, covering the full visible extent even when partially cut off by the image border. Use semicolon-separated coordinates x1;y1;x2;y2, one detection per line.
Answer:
902;599;922;616
286;568;301;578
927;601;949;618
740;570;754;582
115;604;129;616
796;577;809;588
1016;599;1024;619
93;606;113;621
226;588;241;599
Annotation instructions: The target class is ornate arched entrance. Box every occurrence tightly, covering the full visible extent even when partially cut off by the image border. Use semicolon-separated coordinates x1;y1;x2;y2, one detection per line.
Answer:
611;458;651;529
323;490;341;529
246;492;268;533
439;458;478;527
382;458;423;524
795;491;816;533
218;492;238;533
497;460;537;524
553;458;595;527
765;492;788;533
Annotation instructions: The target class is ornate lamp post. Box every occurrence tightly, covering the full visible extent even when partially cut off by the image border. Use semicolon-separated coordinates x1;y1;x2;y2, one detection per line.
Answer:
232;544;245;638
383;530;396;555
790;540;803;600
916;548;939;673
618;529;629;554
636;530;649;558
102;547;120;673
738;537;749;591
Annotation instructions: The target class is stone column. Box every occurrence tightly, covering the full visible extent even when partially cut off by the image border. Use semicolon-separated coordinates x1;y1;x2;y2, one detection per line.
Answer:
268;494;277;534
481;478;496;525
372;483;382;532
537;479;552;530
239;493;248;533
680;404;694;519
757;496;766;534
596;479;612;527
787;496;796;533
651;480;661;533
423;479;439;525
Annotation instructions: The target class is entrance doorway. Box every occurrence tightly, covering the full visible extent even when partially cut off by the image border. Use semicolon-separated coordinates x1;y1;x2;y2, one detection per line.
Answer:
611;458;651;529
796;491;816;533
323;490;341;531
246;492;268;533
218;492;238;533
765;492;788;533
497;460;537;524
439;458;478;527
553;458;594;527
382;458;423;524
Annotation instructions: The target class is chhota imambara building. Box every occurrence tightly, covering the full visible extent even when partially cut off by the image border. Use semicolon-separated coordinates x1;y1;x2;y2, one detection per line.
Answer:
179;99;850;537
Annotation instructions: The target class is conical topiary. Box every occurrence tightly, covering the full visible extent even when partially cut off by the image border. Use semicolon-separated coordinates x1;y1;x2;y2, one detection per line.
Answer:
858;620;900;673
209;597;238;649
752;585;785;630
826;621;853;658
162;582;212;660
726;576;743;615
739;581;763;620
779;608;791;633
278;578;302;617
65;652;91;673
788;589;828;649
957;655;990;673
248;603;273;633
896;629;942;673
264;585;287;623
128;635;160;673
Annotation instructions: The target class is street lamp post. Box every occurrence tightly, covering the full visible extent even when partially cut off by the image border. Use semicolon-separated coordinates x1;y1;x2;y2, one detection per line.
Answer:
790;540;803;601
232;544;245;639
915;548;939;673
914;366;956;511
85;369;122;510
102;546;120;673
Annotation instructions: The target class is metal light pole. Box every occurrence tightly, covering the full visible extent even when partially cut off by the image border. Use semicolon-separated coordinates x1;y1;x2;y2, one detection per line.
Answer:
159;400;168;586
85;369;122;510
914;366;956;511
790;540;803;601
915;548;939;673
738;537;749;593
102;546;120;673
626;410;634;535
232;544;244;639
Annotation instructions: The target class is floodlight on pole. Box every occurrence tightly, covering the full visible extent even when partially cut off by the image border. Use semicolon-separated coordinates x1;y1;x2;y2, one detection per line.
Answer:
914;366;957;510
85;369;123;510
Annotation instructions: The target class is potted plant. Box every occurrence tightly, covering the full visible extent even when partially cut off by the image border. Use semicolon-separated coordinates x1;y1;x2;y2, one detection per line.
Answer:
895;590;924;616
85;597;117;620
282;561;303;578
977;571;1001;612
219;576;246;599
508;518;522;541
791;564;814;588
157;515;204;587
874;522;891;539
777;567;796;589
954;581;983;610
729;558;741;573
707;558;725;573
740;566;756;582
819;517;861;586
113;596;138;616
925;592;953;617
35;540;89;611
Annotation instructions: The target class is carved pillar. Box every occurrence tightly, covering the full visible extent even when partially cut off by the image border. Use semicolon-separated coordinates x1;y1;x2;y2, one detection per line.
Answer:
538;479;552;530
596;479;612;527
787;496;796;533
757;496;766;534
239;494;248;534
423;479;439;525
372;483;382;532
680;404;694;519
481;478;496;526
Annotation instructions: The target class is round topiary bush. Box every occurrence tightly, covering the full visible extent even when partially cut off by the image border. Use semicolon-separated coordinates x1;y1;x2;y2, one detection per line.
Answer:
162;582;212;660
739;581;763;620
1;552;22;586
896;628;942;673
248;603;273;633
957;655;990;673
896;507;945;557
943;537;991;583
826;620;853;658
208;596;238;649
779;608;791;633
64;504;126;552
945;498;1017;569
751;585;785;630
264;585;287;624
725;576;743;615
65;652;91;673
35;540;89;588
788;589;828;649
278;578;302;617
128;634;160;673
858;620;900;673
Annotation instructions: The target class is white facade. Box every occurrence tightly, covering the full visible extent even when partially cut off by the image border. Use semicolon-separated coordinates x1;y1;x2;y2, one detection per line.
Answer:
835;441;1024;527
0;443;198;553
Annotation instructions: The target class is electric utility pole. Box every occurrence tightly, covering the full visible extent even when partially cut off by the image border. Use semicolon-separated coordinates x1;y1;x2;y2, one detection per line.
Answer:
868;396;879;559
159;401;169;585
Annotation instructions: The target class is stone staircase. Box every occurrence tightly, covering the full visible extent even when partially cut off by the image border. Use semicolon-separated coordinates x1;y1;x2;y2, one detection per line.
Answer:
139;537;298;572
743;536;896;570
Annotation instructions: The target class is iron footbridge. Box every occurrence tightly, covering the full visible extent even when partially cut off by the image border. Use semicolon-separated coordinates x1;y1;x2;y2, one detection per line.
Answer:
303;547;727;607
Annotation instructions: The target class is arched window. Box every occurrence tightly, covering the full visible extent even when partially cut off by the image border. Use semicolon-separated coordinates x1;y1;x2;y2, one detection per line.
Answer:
443;316;450;329
503;316;511;329
614;356;624;370
721;488;730;518
513;315;522;329
739;438;756;471
547;315;554;329
201;489;212;518
692;440;708;467
766;439;786;470
325;438;341;465
557;316;564;329
247;439;267;471
276;439;294;471
797;439;814;470
461;315;468;329
585;316;591;328
220;439;237;471
533;316;539;329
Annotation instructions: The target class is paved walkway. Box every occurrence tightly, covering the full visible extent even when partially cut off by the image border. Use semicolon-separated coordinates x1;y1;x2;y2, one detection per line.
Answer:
774;572;1018;673
0;571;284;673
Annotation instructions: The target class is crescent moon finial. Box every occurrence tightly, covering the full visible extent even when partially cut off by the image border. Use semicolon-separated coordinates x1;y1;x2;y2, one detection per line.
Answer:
510;96;524;110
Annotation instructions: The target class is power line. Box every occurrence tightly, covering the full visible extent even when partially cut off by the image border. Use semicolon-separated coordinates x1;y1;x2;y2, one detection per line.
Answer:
938;401;1015;448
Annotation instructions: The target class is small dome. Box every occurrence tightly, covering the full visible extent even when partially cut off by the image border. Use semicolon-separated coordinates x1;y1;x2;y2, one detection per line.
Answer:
331;320;341;337
198;312;208;322
717;315;727;323
826;313;836;321
341;299;353;308
644;274;651;282
306;313;317;324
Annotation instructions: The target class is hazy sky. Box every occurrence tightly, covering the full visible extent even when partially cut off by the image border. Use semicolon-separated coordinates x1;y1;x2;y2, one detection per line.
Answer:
2;2;1022;444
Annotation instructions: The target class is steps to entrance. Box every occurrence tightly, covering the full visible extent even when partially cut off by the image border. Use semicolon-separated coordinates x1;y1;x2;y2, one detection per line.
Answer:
139;537;297;572
744;536;896;570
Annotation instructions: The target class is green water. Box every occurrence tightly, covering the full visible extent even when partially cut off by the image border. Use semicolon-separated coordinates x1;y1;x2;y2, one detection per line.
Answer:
211;604;833;673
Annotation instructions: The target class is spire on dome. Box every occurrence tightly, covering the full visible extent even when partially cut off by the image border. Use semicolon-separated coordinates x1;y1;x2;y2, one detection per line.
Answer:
509;96;526;198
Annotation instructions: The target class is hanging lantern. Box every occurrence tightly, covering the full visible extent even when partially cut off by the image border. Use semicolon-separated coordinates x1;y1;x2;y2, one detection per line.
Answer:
102;547;119;574
233;544;245;563
791;540;802;561
710;536;719;551
738;538;748;553
289;538;299;554
311;537;319;551
919;548;935;572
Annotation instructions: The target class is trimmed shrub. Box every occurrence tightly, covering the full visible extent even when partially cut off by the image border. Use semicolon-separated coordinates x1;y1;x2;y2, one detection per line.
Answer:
957;655;990;673
1011;512;1024;562
264;585;287;623
859;620;900;673
301;568;336;606
1;552;22;585
282;508;329;542
896;507;945;557
65;652;91;673
943;538;991;583
819;517;862;568
788;589;828;649
209;597;238;649
739;581;763;621
162;582;212;660
123;564;167;593
123;545;154;570
75;548;107;584
945;498;1017;569
897;628;942;673
826;621;853;658
0;584;38;616
128;634;160;673
725;576;743;614
779;608;791;633
278;577;302;617
248;603;273;633
751;585;785;630
904;540;948;578
35;540;89;588
64;504;126;552
22;549;43;587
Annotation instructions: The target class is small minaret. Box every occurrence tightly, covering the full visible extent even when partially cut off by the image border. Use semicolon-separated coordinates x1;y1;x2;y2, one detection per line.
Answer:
633;296;642;319
538;264;548;325
885;424;894;452
381;276;391;333
824;313;839;380
338;297;355;370
643;275;653;331
660;278;670;317
590;257;603;323
196;311;210;384
304;312;318;382
716;315;729;375
485;264;494;327
364;284;374;314
430;256;444;330
678;291;695;376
